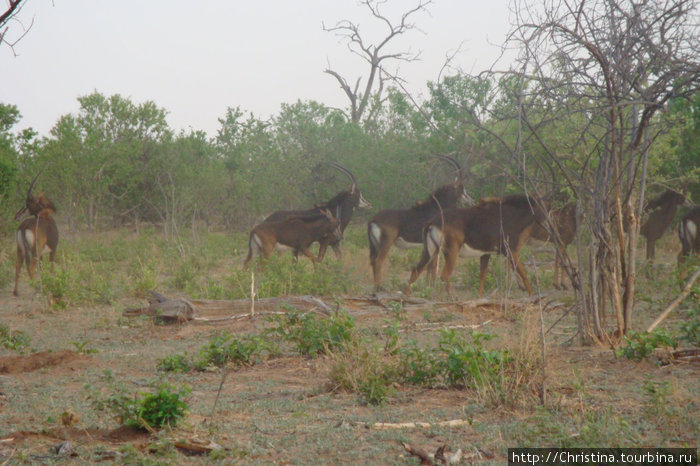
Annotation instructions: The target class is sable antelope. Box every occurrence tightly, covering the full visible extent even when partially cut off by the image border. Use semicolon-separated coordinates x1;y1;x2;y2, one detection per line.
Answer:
678;206;700;271
641;189;687;262
14;173;59;296
243;209;342;268
529;203;576;289
264;162;370;260
406;195;542;297
367;155;472;290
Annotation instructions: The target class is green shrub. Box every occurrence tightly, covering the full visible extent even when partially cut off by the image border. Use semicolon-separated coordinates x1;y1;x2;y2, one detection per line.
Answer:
399;330;508;389
617;330;678;361
399;343;441;387
34;261;75;309
134;386;189;430
116;385;189;431
437;330;506;388
156;353;192;373
327;335;398;405
679;306;700;348
194;332;273;370
0;324;30;353
268;310;355;356
95;378;190;431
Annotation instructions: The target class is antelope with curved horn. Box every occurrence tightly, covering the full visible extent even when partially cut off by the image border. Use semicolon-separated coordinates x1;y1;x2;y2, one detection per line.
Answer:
529;202;577;289
406;195;542;297
678;206;700;273
13;172;59;296
641;189;688;263
367;154;472;290
244;209;342;268
263;162;370;260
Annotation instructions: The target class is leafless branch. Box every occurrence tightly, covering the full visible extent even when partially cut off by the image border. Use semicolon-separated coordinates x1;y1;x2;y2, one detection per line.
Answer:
323;0;432;123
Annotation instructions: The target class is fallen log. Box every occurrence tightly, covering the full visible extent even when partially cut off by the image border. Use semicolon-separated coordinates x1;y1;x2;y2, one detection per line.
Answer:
647;268;700;333
123;292;334;323
123;291;195;323
372;419;470;430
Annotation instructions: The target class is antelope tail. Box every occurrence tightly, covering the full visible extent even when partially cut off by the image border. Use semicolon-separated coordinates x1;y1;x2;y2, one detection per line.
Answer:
425;225;443;260
679;217;696;256
368;222;381;260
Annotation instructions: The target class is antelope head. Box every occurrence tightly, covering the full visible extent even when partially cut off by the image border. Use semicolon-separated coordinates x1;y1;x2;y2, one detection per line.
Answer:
15;171;46;220
329;162;371;208
434;154;474;206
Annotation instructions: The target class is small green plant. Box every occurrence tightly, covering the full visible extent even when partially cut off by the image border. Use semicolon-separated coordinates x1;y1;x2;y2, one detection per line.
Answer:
268;310;355;356
194;332;273;370
0;324;31;353
679;306;700;347
437;330;506;388
34;261;74;309
617;330;678;361
157;353;192;373
327;335;398;405
107;384;190;431
71;339;97;355
358;374;393;406
399;342;442;387
387;301;405;321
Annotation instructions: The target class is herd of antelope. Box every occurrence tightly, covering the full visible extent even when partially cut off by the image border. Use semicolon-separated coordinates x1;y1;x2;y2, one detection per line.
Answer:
10;162;700;297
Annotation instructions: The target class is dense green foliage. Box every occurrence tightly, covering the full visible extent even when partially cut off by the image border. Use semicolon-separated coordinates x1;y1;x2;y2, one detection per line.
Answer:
1;69;698;236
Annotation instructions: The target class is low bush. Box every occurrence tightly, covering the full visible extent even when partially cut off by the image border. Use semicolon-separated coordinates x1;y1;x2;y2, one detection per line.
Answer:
158;332;275;372
0;323;31;353
109;384;189;431
617;330;678;361
268;310;355;356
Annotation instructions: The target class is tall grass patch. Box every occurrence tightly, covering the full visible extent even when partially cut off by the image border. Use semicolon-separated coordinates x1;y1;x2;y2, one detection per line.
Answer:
228;255;358;298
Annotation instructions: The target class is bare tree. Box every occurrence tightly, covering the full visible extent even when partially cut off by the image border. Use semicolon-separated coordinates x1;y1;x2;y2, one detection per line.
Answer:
323;0;432;124
1;0;33;55
502;0;700;343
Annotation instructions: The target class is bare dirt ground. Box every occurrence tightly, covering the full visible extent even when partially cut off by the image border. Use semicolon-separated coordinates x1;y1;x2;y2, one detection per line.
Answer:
0;230;698;464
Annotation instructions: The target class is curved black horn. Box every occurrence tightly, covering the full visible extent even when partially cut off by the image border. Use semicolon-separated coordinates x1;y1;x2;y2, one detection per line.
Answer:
328;162;357;188
434;154;461;170
433;154;463;181
26;170;43;200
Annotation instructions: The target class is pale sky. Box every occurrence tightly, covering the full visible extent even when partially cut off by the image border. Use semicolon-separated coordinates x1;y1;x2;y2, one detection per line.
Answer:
1;0;513;138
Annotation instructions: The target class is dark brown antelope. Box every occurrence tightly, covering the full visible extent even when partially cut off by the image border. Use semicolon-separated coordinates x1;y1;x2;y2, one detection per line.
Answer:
14;173;59;296
640;189;687;262
678;206;700;272
263;162;370;260
367;155;472;290
243;209;342;268
529;202;576;289
406;195;542;297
